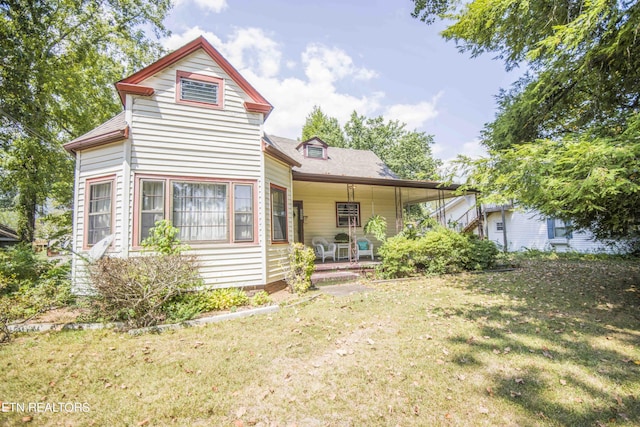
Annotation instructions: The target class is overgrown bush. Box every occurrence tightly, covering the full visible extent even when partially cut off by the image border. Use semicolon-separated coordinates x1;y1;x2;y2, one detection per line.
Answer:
377;226;498;278
283;243;316;293
89;221;201;329
0;244;72;342
90;255;201;328
466;235;499;270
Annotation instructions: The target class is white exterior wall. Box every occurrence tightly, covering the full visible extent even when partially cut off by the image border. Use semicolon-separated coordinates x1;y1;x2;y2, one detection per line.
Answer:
264;156;294;283
486;210;616;253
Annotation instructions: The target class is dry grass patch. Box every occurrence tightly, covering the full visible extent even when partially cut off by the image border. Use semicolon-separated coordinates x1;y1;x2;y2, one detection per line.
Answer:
0;258;639;426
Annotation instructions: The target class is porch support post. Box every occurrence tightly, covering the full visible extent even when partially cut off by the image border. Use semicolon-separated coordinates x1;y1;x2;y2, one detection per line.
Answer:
394;187;403;233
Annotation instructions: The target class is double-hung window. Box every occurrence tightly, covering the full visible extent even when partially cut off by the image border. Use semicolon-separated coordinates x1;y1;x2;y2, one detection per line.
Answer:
336;202;360;227
271;185;288;242
547;218;572;239
86;178;114;246
137;177;255;244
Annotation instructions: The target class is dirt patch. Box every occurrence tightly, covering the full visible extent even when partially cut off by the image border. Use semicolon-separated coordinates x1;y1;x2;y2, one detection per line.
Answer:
26;306;89;324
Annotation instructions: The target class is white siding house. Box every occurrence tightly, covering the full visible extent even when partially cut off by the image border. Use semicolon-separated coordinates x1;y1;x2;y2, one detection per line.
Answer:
434;196;620;253
65;37;464;293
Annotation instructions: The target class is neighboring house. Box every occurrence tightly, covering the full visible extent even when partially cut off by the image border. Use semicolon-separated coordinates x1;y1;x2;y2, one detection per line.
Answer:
0;225;19;248
64;36;462;293
435;196;621;253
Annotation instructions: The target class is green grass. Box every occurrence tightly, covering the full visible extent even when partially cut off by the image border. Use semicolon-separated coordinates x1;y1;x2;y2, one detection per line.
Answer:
1;258;639;426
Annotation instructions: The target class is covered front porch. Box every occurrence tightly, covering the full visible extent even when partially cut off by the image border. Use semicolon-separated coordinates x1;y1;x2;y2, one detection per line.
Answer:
290;173;466;261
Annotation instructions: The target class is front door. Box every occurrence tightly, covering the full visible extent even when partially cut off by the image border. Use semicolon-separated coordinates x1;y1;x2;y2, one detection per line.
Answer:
292;201;304;244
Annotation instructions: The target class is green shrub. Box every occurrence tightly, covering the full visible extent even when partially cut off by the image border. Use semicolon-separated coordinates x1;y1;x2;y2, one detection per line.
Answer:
250;290;272;306
163;292;207;322
141;219;188;255
466;235;499;270
201;288;249;311
283;243;316;293
334;233;349;243
378;226;498;278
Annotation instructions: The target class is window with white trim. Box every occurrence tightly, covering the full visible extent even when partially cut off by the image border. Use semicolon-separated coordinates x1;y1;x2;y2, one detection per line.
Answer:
137;177;255;244
496;221;504;231
336;202;360;227
87;180;113;245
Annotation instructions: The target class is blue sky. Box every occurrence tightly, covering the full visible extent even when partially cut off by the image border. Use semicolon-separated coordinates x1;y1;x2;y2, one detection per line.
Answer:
162;0;521;162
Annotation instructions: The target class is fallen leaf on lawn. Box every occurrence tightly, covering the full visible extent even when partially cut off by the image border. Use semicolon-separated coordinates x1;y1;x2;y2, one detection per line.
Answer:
575;397;583;403
442;348;449;355
105;383;112;388
503;347;511;354
236;407;247;418
137;419;149;426
478;406;489;414
367;338;375;345
492;349;501;355
618;413;629;421
336;349;347;356
615;396;623;406
234;420;244;427
515;378;524;384
413;405;420;416
542;350;553;359
22;416;32;423
560;379;567;386
457;374;466;381
194;341;204;349
510;390;522;397
486;386;494;396
445;413;452;419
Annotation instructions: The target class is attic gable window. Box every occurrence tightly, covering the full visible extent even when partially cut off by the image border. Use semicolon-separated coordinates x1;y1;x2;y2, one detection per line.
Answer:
176;71;224;109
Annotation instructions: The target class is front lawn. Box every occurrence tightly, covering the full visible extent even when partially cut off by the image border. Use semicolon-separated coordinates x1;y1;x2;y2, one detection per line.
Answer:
1;257;639;426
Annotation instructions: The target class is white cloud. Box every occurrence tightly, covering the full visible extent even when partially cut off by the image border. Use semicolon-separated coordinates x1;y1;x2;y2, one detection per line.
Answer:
173;0;228;13
384;92;442;130
460;138;487;159
162;27;440;139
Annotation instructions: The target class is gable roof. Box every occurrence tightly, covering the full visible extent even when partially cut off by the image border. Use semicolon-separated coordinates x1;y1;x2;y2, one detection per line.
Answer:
64;112;128;154
117;36;272;116
266;134;398;180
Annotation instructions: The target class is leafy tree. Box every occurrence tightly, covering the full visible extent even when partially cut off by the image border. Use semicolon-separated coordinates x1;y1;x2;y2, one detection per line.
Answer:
301;105;346;147
0;0;172;242
301;107;441;180
412;0;640;239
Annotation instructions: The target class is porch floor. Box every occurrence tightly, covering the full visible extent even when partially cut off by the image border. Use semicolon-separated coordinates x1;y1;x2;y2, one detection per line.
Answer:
312;258;380;285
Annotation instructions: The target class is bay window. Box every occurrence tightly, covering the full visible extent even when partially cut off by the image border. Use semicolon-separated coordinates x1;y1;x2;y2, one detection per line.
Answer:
136;176;255;244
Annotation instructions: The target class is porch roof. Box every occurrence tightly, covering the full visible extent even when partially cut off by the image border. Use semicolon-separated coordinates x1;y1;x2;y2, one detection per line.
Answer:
266;134;472;203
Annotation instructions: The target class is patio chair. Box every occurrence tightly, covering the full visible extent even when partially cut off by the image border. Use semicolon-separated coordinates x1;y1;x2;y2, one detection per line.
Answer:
312;237;336;263
356;237;374;261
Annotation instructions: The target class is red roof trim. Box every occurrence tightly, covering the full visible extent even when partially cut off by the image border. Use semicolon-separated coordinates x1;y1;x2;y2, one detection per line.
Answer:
295;137;329;150
115;82;155;104
63;127;129;154
119;36;273;116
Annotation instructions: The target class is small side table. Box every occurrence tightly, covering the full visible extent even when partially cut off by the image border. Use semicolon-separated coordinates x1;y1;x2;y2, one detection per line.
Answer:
336;243;350;260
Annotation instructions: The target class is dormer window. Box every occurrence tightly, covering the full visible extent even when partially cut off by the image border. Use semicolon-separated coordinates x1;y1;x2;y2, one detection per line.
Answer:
297;137;329;160
176;70;224;109
307;145;325;158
